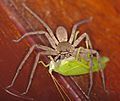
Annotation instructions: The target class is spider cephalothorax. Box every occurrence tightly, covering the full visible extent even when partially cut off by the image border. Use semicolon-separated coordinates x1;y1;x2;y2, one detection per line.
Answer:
56;41;74;53
5;3;106;100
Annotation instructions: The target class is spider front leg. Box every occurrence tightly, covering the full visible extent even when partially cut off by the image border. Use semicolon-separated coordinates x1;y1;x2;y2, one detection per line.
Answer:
73;33;93;49
23;3;59;45
13;31;57;49
69;17;93;44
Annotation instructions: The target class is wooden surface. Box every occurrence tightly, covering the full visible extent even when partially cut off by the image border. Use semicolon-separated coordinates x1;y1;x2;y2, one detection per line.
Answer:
0;0;120;101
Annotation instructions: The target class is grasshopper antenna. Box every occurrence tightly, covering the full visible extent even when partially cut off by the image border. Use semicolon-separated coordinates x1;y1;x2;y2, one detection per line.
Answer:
50;74;71;101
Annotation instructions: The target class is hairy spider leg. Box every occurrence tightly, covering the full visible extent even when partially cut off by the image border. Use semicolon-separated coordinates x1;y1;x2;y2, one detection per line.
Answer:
13;31;57;49
73;47;94;96
20;50;58;95
22;3;59;45
69;20;94;94
73;33;94;94
82;48;107;96
90;50;107;93
6;44;57;92
6;45;37;89
20;50;57;95
87;49;94;96
5;88;34;100
20;52;40;95
69;17;93;44
73;33;92;49
70;32;94;96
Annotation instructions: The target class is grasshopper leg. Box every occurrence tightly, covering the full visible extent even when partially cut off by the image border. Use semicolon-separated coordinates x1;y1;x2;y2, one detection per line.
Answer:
39;61;49;67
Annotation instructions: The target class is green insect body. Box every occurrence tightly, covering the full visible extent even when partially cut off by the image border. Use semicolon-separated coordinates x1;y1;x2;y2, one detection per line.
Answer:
52;56;109;76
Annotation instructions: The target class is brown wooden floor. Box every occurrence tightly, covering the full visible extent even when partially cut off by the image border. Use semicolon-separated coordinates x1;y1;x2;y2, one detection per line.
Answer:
0;0;120;101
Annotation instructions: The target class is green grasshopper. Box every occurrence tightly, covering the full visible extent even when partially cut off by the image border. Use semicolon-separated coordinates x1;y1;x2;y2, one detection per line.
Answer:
52;56;109;76
5;3;109;100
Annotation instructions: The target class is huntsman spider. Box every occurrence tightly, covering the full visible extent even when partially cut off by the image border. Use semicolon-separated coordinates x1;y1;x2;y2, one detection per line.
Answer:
5;4;106;100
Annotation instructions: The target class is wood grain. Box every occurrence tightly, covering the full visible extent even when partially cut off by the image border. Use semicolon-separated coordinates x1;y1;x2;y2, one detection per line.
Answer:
0;0;120;101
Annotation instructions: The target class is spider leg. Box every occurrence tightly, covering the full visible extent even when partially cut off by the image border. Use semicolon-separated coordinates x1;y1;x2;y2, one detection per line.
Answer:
96;53;106;92
69;17;93;44
38;45;58;54
6;43;57;89
20;52;41;95
21;48;58;94
22;3;59;45
54;54;61;61
6;44;37;89
83;48;107;95
88;49;94;96
13;31;57;49
74;47;94;96
20;49;57;95
73;33;93;49
90;50;107;93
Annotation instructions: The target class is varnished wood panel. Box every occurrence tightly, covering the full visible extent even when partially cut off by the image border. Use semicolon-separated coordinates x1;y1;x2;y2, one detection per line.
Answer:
0;0;120;101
